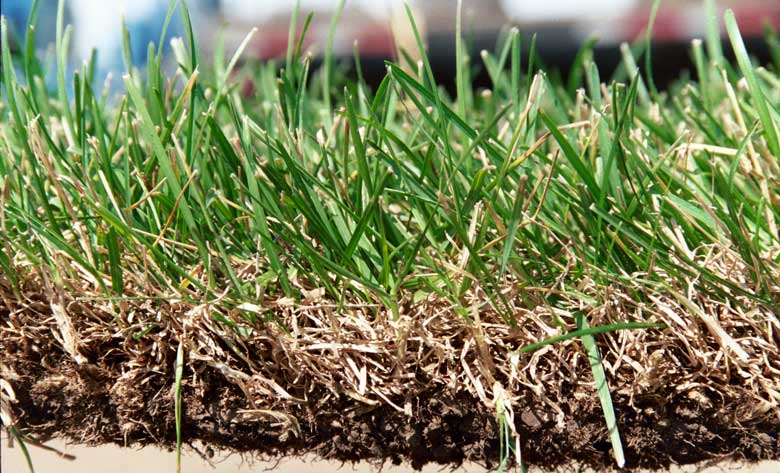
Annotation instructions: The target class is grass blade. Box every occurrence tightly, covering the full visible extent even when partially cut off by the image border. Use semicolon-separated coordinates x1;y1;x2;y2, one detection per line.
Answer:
576;312;625;468
725;9;780;159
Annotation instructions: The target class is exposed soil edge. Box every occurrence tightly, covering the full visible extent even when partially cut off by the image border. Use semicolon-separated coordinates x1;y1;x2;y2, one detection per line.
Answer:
4;353;779;471
3;251;780;472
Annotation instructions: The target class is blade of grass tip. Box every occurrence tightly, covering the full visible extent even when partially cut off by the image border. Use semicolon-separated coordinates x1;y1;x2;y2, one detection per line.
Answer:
323;0;345;118
619;43;650;106
491;73;543;186
386;63;505;161
156;0;180;61
1;17;24;135
725;9;780;160
87;47;97;87
145;47;161;122
178;1;232;290
402;2;455;161
510;28;521;117
180;0;199;162
566;36;597;99
23;0;42;109
598;74;639;209
285;0;301;80
121;16;133;74
455;0;466;118
576;312;625;468
292;26;312;129
479;28;513;98
525;33;538;87
704;0;724;66
174;339;184;473
221;27;258;93
56;0;75;136
345;87;372;196
292;12;314;71
485;29;516;99
213;28;226;81
644;0;661;99
691;39;710;106
353;40;366;87
764;25;780;72
586;60;616;165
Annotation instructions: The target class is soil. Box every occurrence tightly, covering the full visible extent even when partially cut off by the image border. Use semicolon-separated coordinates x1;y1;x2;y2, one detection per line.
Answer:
3;352;779;471
2;277;779;471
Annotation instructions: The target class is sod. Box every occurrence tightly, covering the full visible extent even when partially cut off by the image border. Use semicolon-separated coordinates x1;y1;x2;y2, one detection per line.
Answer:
1;1;779;471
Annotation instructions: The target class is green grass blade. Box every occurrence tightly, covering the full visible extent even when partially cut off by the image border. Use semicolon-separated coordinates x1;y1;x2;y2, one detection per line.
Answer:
455;0;467;118
705;0;724;65
725;9;780;159
576;312;625;468
285;0;300;79
323;0;345;117
7;426;36;473
55;0;74;135
539;111;600;196
644;0;661;99
518;321;665;354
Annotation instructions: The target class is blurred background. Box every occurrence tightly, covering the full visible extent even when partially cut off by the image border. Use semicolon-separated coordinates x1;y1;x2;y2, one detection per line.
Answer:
2;0;780;88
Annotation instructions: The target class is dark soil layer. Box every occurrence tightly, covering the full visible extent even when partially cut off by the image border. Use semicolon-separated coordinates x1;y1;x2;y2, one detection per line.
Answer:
5;354;779;471
3;276;780;471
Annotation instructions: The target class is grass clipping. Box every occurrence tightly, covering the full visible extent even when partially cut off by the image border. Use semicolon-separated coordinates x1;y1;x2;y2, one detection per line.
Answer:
1;4;780;471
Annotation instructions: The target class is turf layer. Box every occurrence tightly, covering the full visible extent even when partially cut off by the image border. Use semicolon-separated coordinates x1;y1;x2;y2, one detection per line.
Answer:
1;1;780;470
